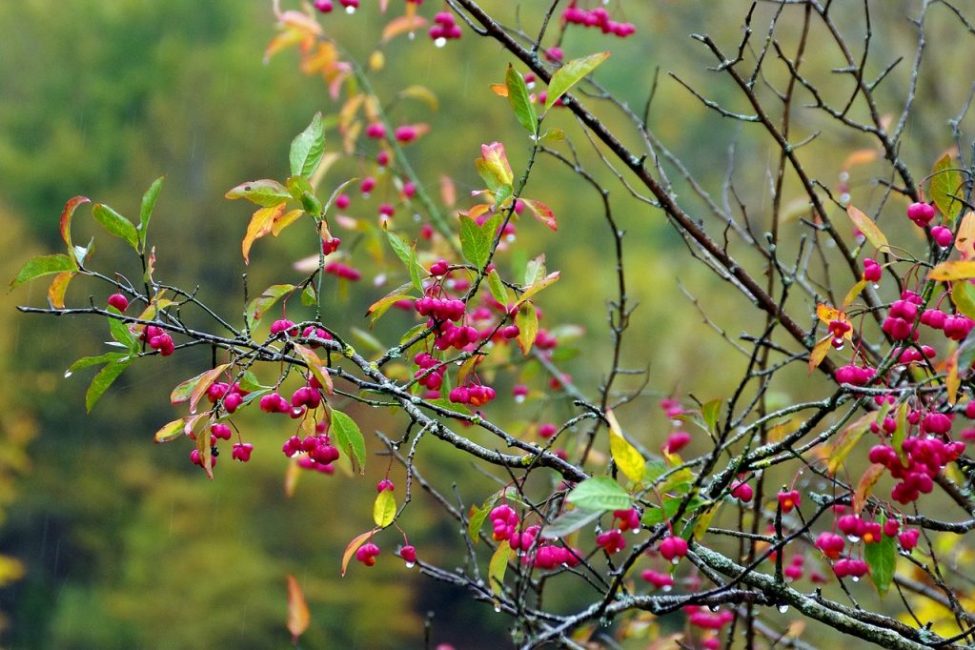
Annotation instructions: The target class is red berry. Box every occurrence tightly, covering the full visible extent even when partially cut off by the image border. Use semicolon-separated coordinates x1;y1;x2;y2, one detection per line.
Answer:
107;293;129;312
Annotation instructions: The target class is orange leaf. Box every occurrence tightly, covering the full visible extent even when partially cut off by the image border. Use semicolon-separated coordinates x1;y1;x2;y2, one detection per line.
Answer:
808;335;832;374
846;205;889;253
293;343;333;395
816;303;842;323
929;260;975;281
853;464;886;514
188;364;231;415
60;195;90;252
242;203;288;264
490;83;509;98
842;149;879;169
381;14;427;42
341;528;380;576
286;575;311;644
47;271;74;309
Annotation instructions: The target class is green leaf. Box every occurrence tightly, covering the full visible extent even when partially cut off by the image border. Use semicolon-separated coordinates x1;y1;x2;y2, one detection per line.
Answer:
953;282;975;321
372;489;397;528
139;176;164;250
460;213;501;268
384;231;425;293
701;399;722;432
330;409;367;474
11;254;77;288
467;502;491;542
864;533;896;594
225;179;292;207
488;540;512;596
566;476;632;512
515;302;538;355
930;154;963;224
641;495;709;527
86;359;131;412
301;284;317;307
505;64;537;135
286;176;322;215
245;284;295;329
106;308;137;351
290;112;326;178
540;508;602;539
545;51;610;110
91;203;139;251
66;352;127;375
154;418;186;444
486;269;510;305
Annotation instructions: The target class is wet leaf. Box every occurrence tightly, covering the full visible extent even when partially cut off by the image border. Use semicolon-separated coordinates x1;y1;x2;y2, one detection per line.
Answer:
225;179;292;207
489;540;512;596
86;359;131;413
505;63;537;135
11;254;77;288
929;260;975;281
373;489;396;527
546;51;610;109
92;203;139;251
139;177;164;250
290;112;325;178
607;409;645;484
566;476;632;512
330;409;366;473
846;205;889;252
864;533;896;594
930;153;963;224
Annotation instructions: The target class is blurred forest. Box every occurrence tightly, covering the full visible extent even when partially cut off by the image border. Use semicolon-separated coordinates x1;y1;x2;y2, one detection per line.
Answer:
2;1;972;648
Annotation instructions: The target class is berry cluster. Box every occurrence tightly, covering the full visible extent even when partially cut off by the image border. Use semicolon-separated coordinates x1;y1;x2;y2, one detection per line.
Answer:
141;324;175;356
562;4;636;37
869;430;964;503
429;12;462;45
283;427;341;473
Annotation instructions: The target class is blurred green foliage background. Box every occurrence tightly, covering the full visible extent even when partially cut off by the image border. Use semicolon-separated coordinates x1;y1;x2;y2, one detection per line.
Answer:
1;1;972;648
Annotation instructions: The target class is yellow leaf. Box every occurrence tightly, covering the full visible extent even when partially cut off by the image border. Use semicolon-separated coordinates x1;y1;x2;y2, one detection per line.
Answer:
368;49;385;71
607;409;645;484
946;351;960;405
373;489;397;527
153;418;185;444
242;203;287;264
808;335;832;374
955;211;975;258
398;85;439;111
853;464;886;513
286;575;310;643
847;205;889;252
816;303;841;323
284;458;301;498
929;260;975;281
271;209;304;237
843;279;867;308
489;540;512;596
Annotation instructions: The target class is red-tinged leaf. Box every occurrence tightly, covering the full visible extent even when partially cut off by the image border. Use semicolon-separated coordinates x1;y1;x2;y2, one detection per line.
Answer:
341;529;379;576
931;153;963;224
286;575;310;644
47;271;74;309
242;203;287;264
515;302;538;355
225;179;292;207
843;279;868;308
170;363;230;409
808;335;833;374
196;419;213;479
381;14;427;42
847;205;889;252
293;343;333;395
853;464;886;514
929;260;975;281
946;350;960;405
373;489;396;528
545;51;611;110
476;142;514;196
440;175;456;207
825;406;889;475
11;254;77;288
279;10;324;36
154;418;185;444
955;211;975;258
189;364;231;414
488;540;512;596
59;195;90;252
520;199;557;231
518;271;560;305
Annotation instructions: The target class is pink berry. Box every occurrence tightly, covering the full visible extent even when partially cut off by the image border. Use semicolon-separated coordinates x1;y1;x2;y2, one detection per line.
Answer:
232;442;254;462
399;545;417;565
107;293;129;312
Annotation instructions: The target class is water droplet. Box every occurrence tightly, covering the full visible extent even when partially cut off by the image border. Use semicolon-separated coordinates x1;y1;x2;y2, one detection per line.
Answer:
494;603;502;613
778;604;790;613
872;283;880;290
405;561;416;569
671;558;680;565
64;370;73;378
846;535;861;543
345;5;356;13
514;395;525;404
434;37;447;48
505;234;516;243
708;605;720;612
851;576;860;583
662;585;672;592
408;31;415;40
833;339;845;351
